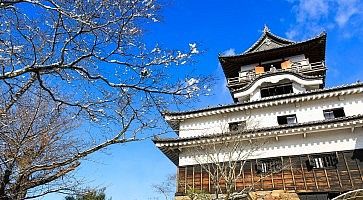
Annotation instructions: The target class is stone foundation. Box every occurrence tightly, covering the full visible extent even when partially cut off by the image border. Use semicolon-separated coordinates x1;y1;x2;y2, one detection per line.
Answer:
175;190;300;200
249;190;300;200
175;196;191;200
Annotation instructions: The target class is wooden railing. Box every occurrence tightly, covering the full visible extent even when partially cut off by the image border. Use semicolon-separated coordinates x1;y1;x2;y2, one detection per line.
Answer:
227;60;325;86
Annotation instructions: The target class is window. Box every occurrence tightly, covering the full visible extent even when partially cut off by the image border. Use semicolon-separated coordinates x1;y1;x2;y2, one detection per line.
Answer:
229;121;246;132
323;108;345;119
256;159;282;174
260;83;293;98
306;153;338;170
277;114;297;125
261;61;283;72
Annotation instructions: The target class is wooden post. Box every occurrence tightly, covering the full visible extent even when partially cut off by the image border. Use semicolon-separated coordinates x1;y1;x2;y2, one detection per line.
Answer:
271;168;275;189
307;155;319;190
354;157;363;183
192;165;195;190
335;152;343;190
185;166;188;193
208;164;211;193
251;161;254;189
200;165;203;191
281;157;286;190
234;163;237;191
242;161;245;190
324;168;330;189
176;167;180;193
299;156;308;190
289;156;296;190
342;152;354;188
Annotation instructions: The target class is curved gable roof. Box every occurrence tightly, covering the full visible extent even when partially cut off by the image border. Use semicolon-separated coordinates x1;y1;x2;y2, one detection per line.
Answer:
218;31;326;79
244;25;295;54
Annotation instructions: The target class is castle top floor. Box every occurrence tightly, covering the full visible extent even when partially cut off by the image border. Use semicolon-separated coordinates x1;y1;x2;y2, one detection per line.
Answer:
219;26;327;103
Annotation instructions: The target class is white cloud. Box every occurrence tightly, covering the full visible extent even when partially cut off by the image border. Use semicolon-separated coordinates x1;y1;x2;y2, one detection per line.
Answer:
286;0;363;40
295;0;329;23
221;48;236;56
335;0;359;27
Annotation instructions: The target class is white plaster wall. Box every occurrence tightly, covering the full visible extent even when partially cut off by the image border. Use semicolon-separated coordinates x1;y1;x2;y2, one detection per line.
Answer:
179;93;363;138
288;55;306;63
237;74;322;101
248;81;307;102
240;64;255;72
250;89;260;102
179;127;363;166
292;82;306;93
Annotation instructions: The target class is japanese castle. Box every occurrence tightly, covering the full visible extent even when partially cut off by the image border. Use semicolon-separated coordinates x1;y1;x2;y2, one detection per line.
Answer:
153;26;363;200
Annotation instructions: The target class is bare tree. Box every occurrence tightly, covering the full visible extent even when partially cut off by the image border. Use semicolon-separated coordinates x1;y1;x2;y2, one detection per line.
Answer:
186;138;264;200
152;174;176;200
65;187;111;200
183;124;285;200
0;91;83;199
0;0;211;199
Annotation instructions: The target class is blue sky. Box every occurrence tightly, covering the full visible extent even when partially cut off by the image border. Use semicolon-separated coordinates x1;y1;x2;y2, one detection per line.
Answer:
44;0;363;199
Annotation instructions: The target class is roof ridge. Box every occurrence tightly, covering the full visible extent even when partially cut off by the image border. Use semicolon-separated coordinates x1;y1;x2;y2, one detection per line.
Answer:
219;30;326;59
164;81;363;116
154;114;363;142
242;26;295;55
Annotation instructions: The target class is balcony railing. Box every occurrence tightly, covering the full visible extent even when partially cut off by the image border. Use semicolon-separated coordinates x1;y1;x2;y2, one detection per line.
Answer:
227;59;325;87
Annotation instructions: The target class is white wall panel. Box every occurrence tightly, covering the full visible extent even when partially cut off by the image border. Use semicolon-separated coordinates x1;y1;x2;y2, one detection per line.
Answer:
179;93;363;138
179;127;363;166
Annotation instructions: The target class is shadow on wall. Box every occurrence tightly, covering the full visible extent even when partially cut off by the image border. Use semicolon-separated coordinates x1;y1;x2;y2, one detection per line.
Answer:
353;129;363;161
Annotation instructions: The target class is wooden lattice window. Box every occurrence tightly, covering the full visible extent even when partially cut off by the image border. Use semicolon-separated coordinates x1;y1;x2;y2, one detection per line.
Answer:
260;83;293;98
229;121;246;132
323;108;345;119
255;158;282;174
306;153;338;170
277;114;297;125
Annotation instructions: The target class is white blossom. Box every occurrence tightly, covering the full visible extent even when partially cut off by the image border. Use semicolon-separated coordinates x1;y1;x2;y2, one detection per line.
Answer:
189;43;199;54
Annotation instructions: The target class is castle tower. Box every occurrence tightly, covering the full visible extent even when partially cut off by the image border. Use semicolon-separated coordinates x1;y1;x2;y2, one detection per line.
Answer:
154;27;363;200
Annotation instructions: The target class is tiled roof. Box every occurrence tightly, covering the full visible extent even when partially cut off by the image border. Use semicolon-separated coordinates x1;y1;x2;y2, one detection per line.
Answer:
154;114;363;143
154;114;363;165
220;29;326;59
218;31;326;79
241;25;295;54
163;82;363;118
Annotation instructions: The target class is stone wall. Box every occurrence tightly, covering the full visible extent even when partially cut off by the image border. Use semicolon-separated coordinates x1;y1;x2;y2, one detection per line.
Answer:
175;190;300;200
249;190;300;200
